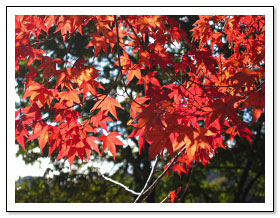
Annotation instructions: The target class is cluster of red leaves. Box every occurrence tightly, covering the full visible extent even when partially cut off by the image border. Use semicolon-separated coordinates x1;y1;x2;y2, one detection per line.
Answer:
15;15;265;170
168;187;183;203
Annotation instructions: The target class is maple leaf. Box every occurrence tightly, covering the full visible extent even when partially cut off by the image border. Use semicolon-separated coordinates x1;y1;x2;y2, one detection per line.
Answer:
87;33;108;56
171;126;194;151
38;125;49;153
99;132;124;160
15;120;29;149
89;111;113;132
165;84;188;105
22;102;42;121
84;79;105;94
137;71;161;94
225;122;254;144
146;128;174;160
193;127;216;150
173;126;215;165
91;95;124;120
189;48;218;74
183;127;215;164
95;15;114;35
39;56;64;79
228;68;258;93
119;51;131;67
27;122;43;142
252;108;263;123
206;96;243;129
27;122;50;153
129;95;149;119
241;91;265;122
118;52;143;84
78;70;104;100
127;127;146;155
137;15;165;31
169;190;177;203
15;109;21;119
133;106;158;130
168;188;182;203
59;90;81;107
23;81;55;108
172;164;188;177
126;67;142;84
86;136;100;155
76;68;102;87
83;122;97;133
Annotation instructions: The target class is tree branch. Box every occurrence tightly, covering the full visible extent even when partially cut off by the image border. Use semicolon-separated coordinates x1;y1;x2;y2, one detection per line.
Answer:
114;16;145;108
160;195;168;203
98;171;140;196
135;147;186;203
134;155;159;202
234;159;252;202
177;167;194;202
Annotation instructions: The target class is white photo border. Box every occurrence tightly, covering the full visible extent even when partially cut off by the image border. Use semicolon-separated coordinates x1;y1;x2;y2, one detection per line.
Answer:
7;6;274;212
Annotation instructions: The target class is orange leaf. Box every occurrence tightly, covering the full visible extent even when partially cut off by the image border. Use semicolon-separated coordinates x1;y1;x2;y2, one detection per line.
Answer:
59;90;81;107
39;125;49;153
91;95;123;120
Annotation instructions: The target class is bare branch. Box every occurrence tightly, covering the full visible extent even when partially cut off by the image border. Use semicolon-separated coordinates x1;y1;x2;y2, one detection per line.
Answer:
160;195;168;203
135;147;186;203
98;171;140;196
134;156;160;203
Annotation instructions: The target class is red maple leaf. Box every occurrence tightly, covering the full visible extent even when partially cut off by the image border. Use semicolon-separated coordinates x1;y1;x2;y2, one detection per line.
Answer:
172;164;188;177
129;95;149;119
99;132;124;160
23;81;56;108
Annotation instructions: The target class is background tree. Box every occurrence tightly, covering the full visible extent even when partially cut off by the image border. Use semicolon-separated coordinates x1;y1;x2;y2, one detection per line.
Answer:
15;15;265;203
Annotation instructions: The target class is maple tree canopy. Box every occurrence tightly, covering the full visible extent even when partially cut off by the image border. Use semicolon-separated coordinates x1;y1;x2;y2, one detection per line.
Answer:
15;15;265;200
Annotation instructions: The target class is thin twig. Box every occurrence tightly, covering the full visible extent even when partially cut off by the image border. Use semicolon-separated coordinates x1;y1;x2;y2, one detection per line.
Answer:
122;16;151;53
188;79;236;88
26;17;89;47
177;167;195;203
113;15;123;85
160;195;168;203
114;16;145;108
